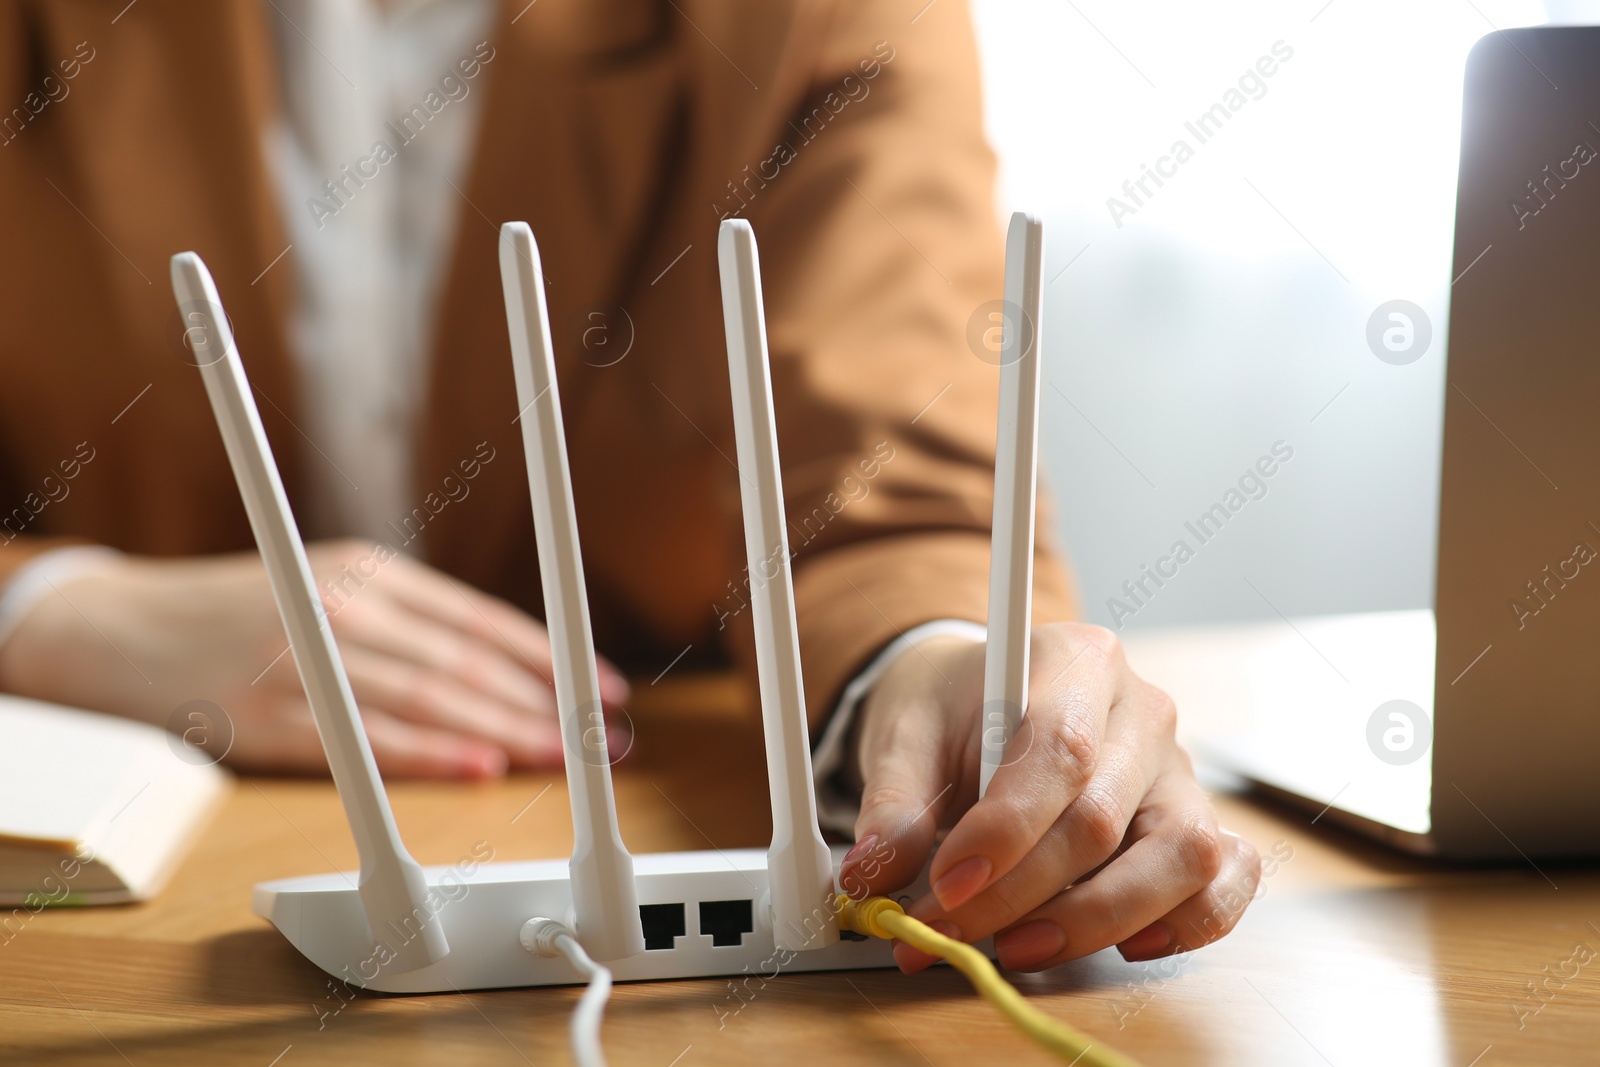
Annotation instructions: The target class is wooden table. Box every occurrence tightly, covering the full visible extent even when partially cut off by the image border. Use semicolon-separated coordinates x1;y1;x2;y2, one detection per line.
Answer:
3;673;1597;1066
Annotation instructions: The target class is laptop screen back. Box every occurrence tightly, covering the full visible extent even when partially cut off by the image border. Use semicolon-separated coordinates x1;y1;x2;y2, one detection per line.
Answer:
1433;26;1600;857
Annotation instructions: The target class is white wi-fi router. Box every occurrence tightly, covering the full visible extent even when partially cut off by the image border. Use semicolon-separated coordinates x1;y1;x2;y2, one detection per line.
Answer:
167;212;1043;991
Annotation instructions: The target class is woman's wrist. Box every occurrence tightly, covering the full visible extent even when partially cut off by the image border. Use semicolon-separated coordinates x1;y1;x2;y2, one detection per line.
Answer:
0;547;128;693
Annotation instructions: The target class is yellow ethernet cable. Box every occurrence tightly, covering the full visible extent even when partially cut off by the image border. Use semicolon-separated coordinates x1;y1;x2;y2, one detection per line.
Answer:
836;895;1146;1067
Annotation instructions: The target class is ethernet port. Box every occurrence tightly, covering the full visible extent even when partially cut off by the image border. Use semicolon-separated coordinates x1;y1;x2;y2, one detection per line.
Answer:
698;899;754;947
639;903;686;950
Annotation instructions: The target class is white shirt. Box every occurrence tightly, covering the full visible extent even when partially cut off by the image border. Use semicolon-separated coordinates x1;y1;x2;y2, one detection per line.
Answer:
265;0;495;540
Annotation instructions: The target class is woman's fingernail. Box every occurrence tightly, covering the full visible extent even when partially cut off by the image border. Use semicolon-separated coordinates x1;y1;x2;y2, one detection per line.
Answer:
893;920;959;974
598;661;631;702
995;920;1065;971
467;748;509;779
931;855;992;911
1118;922;1174;961
841;834;879;870
838;834;880;897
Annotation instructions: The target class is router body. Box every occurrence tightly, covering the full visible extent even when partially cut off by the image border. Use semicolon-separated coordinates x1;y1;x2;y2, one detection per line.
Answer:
254;845;991;991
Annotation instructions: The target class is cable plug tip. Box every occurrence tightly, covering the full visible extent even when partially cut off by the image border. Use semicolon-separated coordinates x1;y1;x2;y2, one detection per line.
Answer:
835;894;905;940
520;916;571;957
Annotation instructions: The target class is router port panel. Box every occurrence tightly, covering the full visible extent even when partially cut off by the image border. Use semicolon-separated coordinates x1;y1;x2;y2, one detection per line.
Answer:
698;899;755;947
639;902;687;950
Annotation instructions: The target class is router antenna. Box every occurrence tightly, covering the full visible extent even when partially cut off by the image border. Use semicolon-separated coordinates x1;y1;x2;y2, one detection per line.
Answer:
169;253;449;973
978;213;1045;798
497;223;644;962
716;220;837;952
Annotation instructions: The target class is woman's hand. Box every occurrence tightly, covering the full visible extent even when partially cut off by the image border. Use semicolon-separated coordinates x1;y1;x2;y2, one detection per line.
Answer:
0;540;628;777
839;624;1260;971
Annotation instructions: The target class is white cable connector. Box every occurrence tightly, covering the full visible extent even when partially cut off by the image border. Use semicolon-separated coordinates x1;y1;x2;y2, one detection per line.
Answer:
521;918;613;1067
519;916;572;957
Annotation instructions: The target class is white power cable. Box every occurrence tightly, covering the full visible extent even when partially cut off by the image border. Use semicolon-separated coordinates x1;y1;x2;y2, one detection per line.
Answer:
522;918;613;1067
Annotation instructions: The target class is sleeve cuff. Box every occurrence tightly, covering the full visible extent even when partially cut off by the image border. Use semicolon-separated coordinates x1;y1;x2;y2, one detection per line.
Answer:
0;546;123;649
811;618;987;836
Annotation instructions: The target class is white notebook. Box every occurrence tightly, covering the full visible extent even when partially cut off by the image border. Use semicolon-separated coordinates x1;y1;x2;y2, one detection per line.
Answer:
0;694;230;906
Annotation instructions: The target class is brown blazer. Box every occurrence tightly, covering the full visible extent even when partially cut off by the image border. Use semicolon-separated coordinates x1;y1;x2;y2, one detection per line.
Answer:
0;0;1075;729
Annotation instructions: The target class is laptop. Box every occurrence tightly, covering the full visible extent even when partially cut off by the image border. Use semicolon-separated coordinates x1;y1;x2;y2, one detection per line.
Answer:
1123;25;1600;860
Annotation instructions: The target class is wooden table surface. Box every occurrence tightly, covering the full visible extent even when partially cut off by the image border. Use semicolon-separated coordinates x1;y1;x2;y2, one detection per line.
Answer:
3;673;1597;1066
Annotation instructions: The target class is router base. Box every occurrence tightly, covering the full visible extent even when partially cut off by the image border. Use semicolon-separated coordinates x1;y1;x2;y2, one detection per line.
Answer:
254;845;990;993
